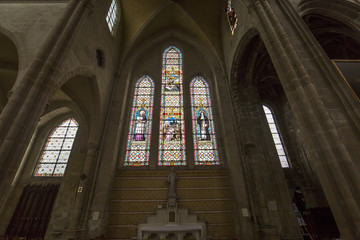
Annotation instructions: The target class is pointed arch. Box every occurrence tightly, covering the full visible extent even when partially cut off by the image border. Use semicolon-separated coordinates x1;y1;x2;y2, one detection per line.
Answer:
158;46;186;166
190;77;219;165
124;76;155;166
262;105;289;168
33;118;79;176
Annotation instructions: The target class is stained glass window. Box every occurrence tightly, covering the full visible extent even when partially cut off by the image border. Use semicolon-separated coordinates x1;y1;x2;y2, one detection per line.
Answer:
263;105;290;168
34;118;79;176
106;0;118;34
191;77;220;165
227;0;238;35
124;76;154;166
158;46;186;166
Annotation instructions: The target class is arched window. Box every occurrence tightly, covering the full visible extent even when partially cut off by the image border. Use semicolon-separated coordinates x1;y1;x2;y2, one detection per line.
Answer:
124;76;155;166
123;47;221;167
158;46;186;166
34;118;79;176
106;0;118;34
190;77;219;165
263;105;289;168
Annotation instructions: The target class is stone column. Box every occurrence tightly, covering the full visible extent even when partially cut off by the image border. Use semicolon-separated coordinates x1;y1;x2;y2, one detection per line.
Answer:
0;0;90;226
68;143;99;234
231;84;302;239
213;70;255;239
240;0;360;238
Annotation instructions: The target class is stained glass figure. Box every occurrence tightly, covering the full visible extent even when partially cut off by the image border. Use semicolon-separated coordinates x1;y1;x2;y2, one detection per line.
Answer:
191;77;220;165
263;105;290;168
106;0;118;34
158;47;186;166
34;118;79;176
134;110;147;141
124;76;155;166
227;0;238;35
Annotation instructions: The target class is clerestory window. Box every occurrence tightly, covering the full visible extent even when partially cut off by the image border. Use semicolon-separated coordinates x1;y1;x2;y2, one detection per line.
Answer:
106;0;118;34
263;105;289;168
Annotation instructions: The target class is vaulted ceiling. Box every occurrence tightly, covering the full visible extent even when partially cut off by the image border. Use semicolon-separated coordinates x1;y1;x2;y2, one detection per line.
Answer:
119;0;226;59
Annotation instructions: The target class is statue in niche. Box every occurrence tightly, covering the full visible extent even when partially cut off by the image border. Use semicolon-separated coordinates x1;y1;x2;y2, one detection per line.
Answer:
167;167;178;199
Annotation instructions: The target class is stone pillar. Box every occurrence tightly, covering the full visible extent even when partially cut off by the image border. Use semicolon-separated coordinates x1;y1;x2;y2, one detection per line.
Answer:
231;84;302;239
42;142;99;240
0;0;90;231
68;143;99;233
240;0;360;238
281;102;328;208
213;70;255;239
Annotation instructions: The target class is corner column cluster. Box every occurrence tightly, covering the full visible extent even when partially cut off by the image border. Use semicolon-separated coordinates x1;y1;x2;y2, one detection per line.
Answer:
238;0;360;238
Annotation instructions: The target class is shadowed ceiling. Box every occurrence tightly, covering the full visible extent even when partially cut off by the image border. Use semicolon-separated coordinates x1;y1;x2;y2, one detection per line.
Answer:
0;32;18;110
119;0;225;59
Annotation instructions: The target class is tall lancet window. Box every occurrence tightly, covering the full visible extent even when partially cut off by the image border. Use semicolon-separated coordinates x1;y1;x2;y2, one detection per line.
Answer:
34;118;79;176
124;76;154;166
263;105;290;168
158;47;186;166
191;77;220;165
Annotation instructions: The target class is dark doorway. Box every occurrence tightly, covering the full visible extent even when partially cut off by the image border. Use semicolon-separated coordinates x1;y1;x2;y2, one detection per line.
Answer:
5;183;59;239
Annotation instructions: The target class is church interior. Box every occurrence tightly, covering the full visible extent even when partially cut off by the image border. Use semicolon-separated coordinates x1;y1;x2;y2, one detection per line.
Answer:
0;0;359;239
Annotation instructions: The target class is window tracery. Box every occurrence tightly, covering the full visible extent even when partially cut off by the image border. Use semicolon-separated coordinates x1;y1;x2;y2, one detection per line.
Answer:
124;47;222;167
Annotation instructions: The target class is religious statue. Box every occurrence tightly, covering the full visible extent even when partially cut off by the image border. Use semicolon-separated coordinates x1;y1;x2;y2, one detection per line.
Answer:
167;167;178;199
134;110;147;141
197;110;210;140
